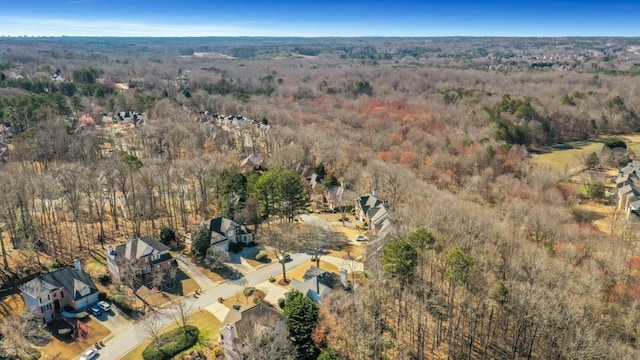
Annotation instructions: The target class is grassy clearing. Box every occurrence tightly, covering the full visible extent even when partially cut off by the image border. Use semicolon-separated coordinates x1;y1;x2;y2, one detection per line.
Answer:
531;141;603;172
121;310;221;360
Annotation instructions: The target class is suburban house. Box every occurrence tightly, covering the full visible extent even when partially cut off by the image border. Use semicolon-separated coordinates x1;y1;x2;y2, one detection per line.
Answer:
290;267;349;304
205;215;254;251
324;183;357;211
616;160;640;219
218;303;285;359
19;261;99;323
355;190;393;236
107;236;174;279
240;153;266;173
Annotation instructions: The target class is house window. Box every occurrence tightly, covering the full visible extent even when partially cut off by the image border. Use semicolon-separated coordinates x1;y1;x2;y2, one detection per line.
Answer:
41;304;51;313
61;292;64;298
53;292;57;298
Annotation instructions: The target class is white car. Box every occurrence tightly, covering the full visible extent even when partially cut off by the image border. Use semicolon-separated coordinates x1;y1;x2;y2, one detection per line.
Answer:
97;301;111;312
80;349;98;360
356;234;368;242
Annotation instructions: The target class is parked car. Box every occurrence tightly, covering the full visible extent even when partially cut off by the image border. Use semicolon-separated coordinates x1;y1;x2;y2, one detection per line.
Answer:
80;349;99;360
97;301;111;312
278;253;292;262
356;234;368;242
87;304;102;316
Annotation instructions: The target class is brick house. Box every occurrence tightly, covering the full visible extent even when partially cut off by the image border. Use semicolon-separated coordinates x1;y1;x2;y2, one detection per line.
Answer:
19;263;99;323
107;236;174;280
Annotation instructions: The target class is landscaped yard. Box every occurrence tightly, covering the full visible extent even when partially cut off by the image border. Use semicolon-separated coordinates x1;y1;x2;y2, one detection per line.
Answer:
222;288;266;309
121;309;221;360
273;260;340;290
38;318;110;360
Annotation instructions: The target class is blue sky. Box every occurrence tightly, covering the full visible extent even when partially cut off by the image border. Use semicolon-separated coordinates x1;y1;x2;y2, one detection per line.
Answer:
1;0;639;37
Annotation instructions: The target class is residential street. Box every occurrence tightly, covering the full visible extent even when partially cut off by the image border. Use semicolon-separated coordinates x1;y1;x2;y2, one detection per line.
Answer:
174;253;218;291
98;253;311;360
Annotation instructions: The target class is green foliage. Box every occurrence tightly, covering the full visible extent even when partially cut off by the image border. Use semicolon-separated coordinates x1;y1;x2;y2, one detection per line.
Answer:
284;290;319;359
604;138;627;149
406;228;436;250
159;227;177;246
142;325;199;360
382;240;418;286
190;225;211;258
445;247;474;286
71;67;101;84
97;273;112;285
0;93;71;126
347;79;372;97
216;167;247;219
318;347;339;360
256;252;270;262
252;168;309;221
493;280;509;306
201;78;274;99
278;297;286;308
120;153;143;172
73;67;97;83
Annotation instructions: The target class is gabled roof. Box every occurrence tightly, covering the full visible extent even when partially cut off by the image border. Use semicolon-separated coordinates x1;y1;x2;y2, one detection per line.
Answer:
20;267;98;301
359;193;384;215
234;303;284;337
209;216;238;236
241;153;264;168
115;236;170;262
291;268;347;302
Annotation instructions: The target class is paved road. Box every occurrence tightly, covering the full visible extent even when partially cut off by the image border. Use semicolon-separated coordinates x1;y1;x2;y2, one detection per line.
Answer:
99;253;311;360
174;254;218;291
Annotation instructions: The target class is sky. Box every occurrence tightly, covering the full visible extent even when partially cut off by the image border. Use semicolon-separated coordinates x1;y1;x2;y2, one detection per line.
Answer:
1;0;640;37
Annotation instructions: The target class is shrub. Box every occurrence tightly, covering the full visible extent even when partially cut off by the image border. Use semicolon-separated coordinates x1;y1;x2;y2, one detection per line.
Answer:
98;291;108;301
97;273;112;285
229;242;243;254
278;297;286;309
142;325;199;360
269;276;276;283
243;287;256;297
255;252;269;262
604;138;627;149
310;257;317;262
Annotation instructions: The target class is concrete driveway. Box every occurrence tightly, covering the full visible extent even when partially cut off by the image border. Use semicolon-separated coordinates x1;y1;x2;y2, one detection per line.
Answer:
100;253;311;360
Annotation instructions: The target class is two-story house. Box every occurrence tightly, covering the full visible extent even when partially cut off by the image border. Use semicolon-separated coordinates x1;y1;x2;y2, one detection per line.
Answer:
107;236;174;280
19;261;99;323
355;190;393;236
205;215;254;251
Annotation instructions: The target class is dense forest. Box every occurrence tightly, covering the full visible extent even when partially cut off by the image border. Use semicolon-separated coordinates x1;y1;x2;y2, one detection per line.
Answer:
2;36;640;359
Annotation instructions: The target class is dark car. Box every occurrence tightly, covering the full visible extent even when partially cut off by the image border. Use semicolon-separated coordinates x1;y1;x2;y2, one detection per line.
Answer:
88;304;102;316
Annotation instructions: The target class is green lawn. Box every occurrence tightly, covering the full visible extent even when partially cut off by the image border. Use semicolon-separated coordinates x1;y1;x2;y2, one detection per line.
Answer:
121;309;221;360
531;141;603;172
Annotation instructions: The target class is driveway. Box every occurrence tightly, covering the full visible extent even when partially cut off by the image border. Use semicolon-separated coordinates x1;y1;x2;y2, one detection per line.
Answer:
174;254;218;291
100;253;311;360
91;308;132;335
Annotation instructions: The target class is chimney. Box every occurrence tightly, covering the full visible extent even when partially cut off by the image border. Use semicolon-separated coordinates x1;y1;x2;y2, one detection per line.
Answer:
340;268;349;289
223;324;235;345
372;188;379;197
73;258;82;273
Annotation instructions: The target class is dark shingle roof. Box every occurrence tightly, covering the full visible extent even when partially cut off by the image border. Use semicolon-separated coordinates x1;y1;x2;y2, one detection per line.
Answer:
20;267;98;301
